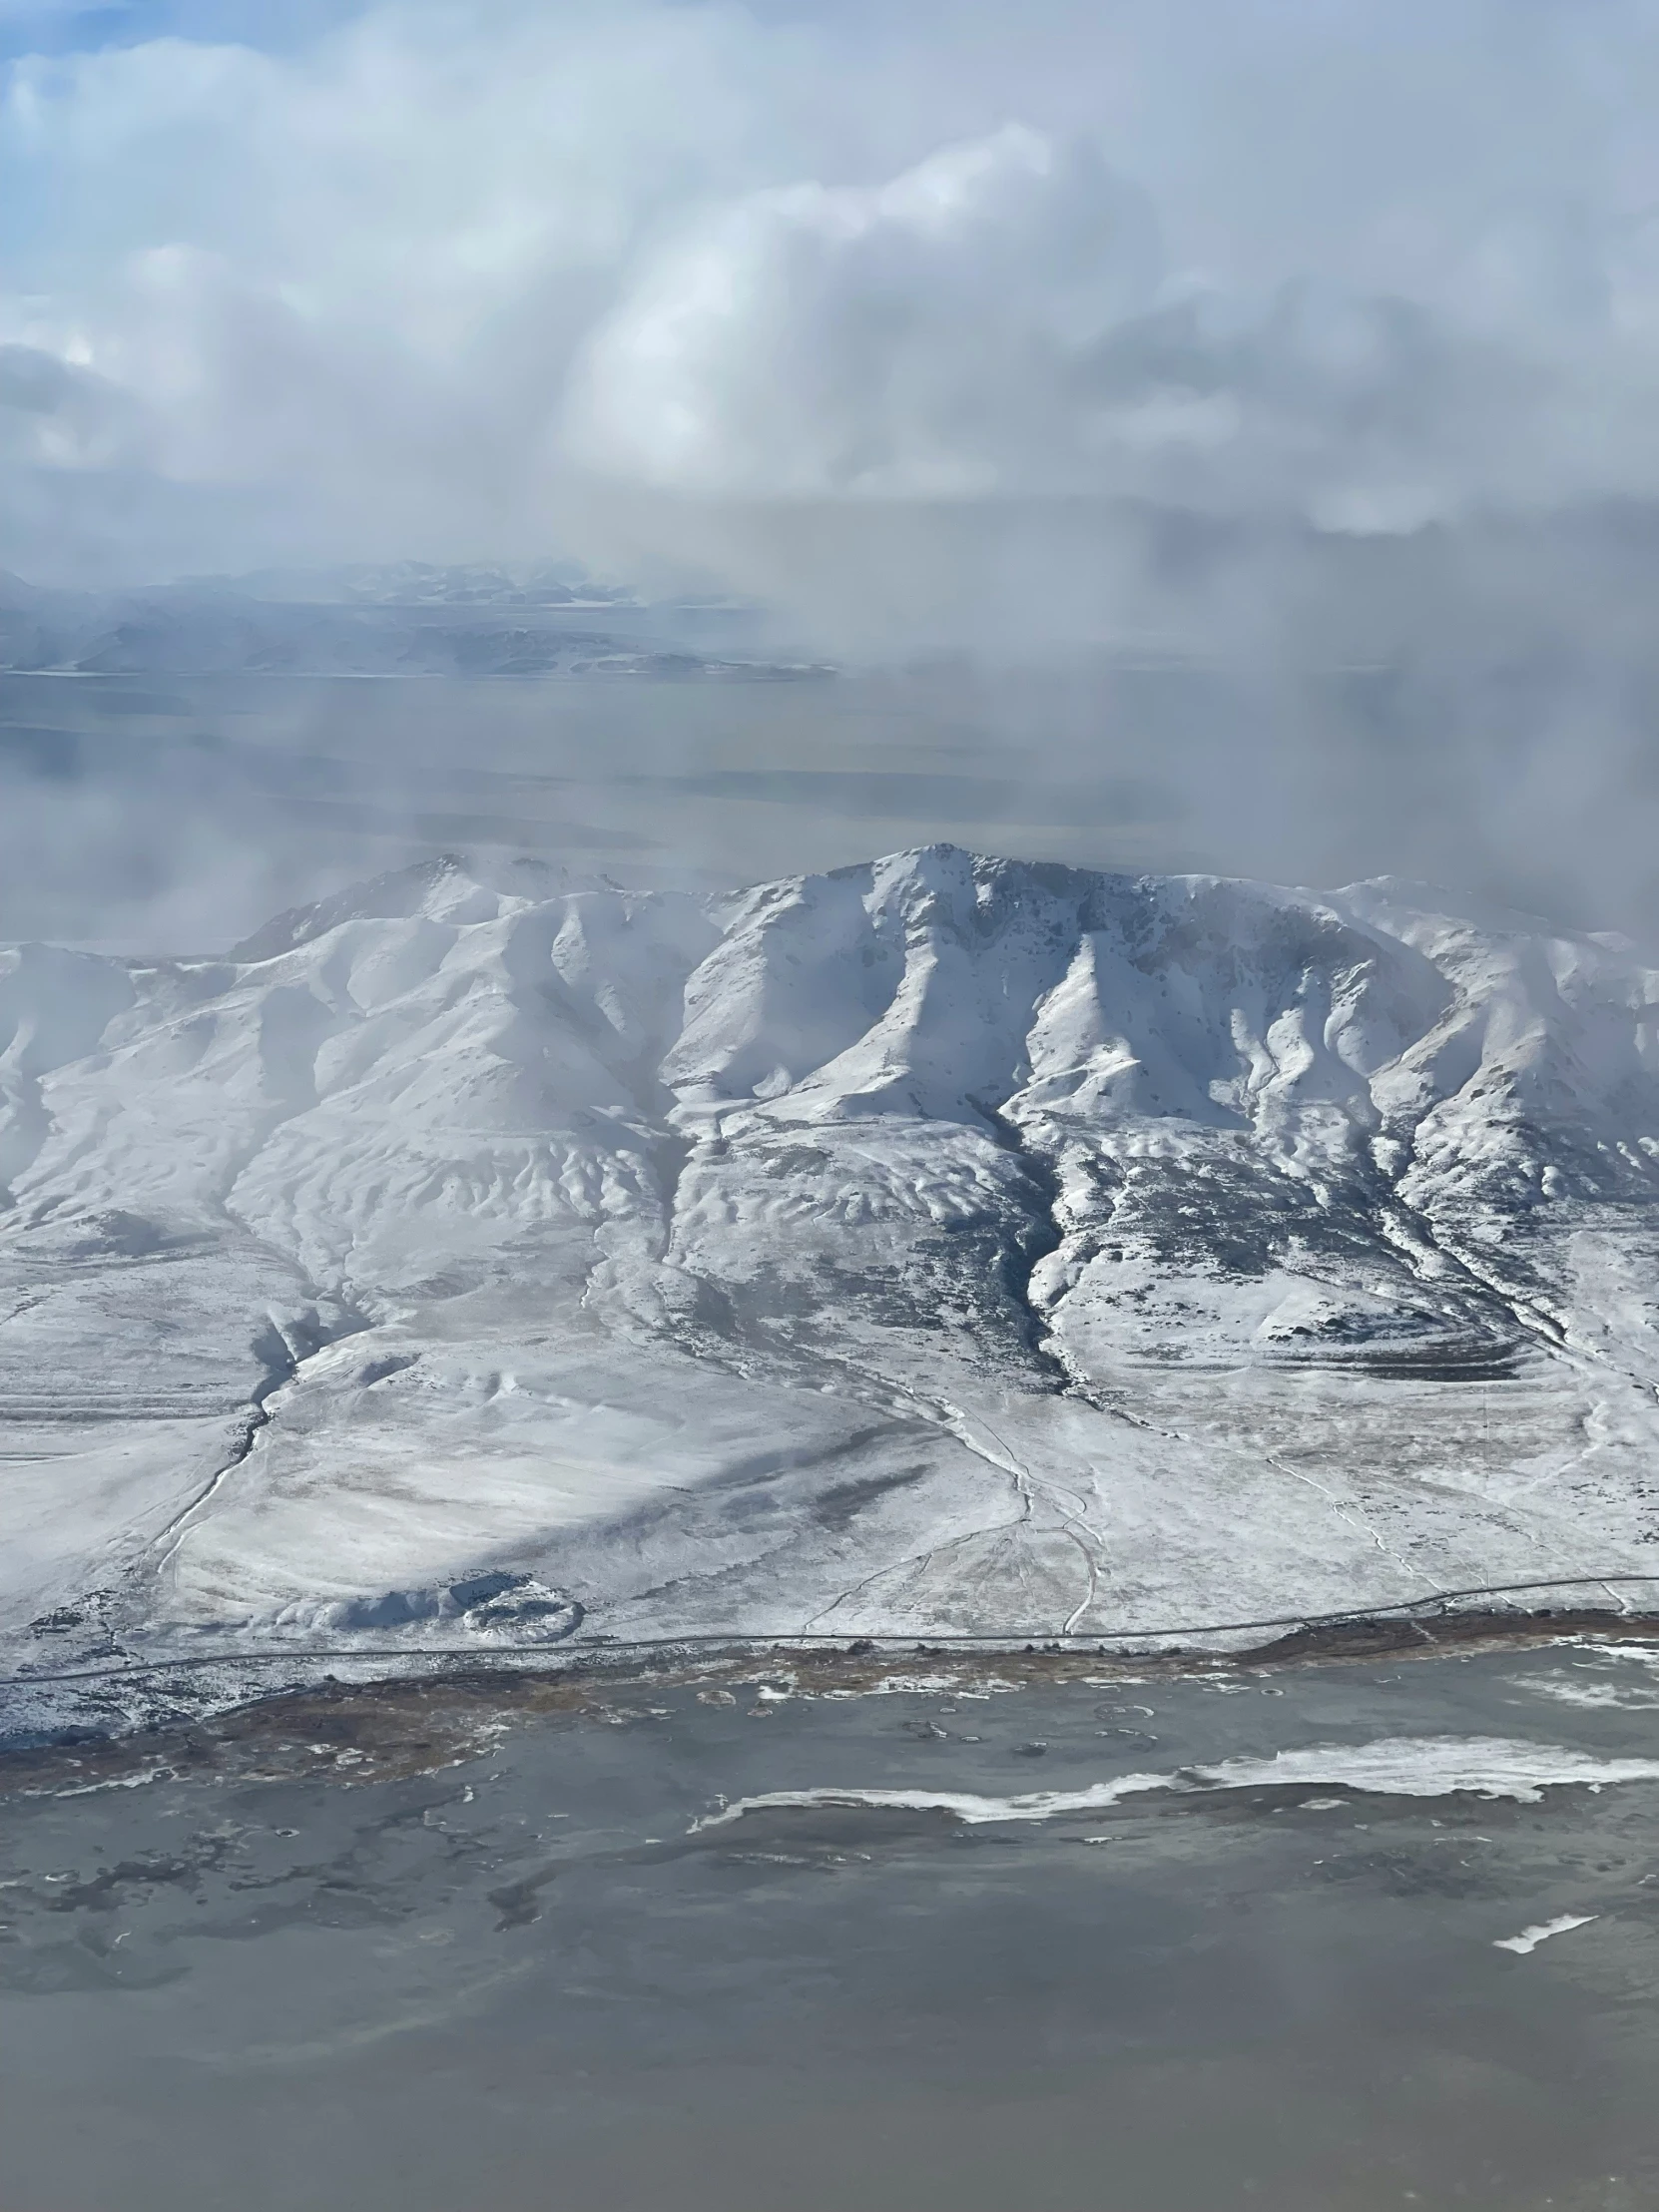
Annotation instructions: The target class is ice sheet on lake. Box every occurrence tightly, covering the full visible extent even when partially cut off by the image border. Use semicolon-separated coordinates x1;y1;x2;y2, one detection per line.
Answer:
692;1736;1659;1830
1494;1914;1599;1954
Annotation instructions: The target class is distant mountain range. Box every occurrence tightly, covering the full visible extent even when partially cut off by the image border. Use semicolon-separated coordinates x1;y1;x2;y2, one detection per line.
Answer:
0;565;822;680
218;560;642;608
5;845;1659;1732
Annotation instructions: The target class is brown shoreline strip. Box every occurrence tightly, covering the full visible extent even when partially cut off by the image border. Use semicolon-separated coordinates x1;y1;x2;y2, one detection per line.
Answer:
4;1598;1659;1802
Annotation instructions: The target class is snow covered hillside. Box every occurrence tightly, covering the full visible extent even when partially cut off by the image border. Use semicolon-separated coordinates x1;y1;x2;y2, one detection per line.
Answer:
6;845;1659;1703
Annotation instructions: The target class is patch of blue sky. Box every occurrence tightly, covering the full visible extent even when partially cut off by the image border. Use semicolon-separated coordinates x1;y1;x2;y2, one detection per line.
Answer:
0;0;364;64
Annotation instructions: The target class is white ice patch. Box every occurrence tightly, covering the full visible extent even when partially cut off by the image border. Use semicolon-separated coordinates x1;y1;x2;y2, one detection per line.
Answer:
864;1673;1018;1697
690;1736;1659;1832
1493;1914;1598;1954
1512;1670;1659;1711
46;1765;176;1799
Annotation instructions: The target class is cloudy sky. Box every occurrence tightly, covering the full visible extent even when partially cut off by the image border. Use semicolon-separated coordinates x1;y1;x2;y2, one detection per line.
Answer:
11;0;1659;944
7;0;1659;604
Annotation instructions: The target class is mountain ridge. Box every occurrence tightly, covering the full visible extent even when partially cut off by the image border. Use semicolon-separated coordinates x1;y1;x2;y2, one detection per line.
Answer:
4;844;1659;1728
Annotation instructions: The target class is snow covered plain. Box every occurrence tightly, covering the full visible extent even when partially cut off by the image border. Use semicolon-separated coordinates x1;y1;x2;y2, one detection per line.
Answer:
6;843;1659;1718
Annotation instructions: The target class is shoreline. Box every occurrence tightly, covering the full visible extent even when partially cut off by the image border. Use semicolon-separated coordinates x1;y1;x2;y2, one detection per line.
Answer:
5;1595;1659;1800
13;1566;1659;1692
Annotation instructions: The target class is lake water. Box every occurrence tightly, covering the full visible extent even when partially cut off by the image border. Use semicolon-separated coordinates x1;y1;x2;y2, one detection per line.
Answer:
0;663;1211;949
4;1638;1659;2211
0;656;1488;952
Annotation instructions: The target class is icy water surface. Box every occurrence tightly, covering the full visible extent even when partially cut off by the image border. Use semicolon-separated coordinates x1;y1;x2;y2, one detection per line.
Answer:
5;1640;1659;2211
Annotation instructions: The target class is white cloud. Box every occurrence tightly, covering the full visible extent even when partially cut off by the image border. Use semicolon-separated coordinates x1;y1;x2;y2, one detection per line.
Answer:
562;125;1162;500
558;136;1580;535
9;0;1659;620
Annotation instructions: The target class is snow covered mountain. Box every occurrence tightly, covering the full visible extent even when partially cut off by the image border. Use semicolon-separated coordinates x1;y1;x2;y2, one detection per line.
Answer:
5;845;1659;1708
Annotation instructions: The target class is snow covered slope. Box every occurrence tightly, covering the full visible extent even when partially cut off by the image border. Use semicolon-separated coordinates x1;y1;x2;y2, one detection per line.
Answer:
6;846;1659;1698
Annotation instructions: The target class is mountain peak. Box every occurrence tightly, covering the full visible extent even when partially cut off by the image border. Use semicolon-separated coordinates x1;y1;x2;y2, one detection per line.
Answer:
6;850;1659;1730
